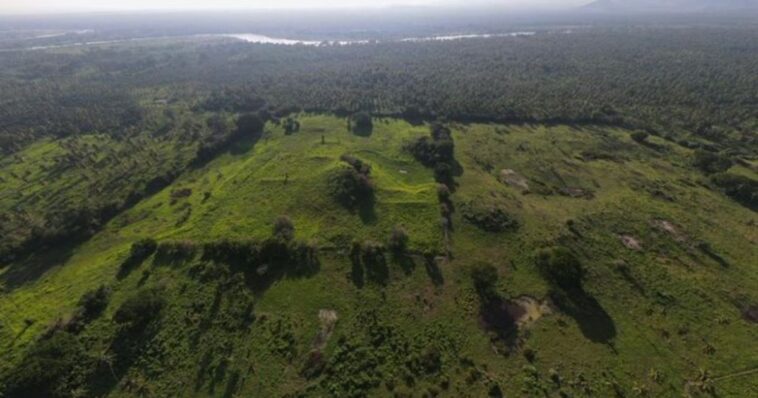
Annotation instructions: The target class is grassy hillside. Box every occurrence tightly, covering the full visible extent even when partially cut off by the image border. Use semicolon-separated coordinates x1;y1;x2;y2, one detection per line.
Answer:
1;115;756;397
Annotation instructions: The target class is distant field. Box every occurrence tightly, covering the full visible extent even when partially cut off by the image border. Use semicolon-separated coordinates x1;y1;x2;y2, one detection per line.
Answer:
1;115;756;397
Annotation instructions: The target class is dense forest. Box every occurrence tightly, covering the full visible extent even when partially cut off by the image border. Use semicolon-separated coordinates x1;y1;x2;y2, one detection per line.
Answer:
1;27;756;154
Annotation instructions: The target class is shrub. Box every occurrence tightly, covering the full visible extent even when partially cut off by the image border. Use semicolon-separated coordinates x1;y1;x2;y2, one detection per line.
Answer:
236;113;265;137
693;149;732;174
77;285;111;321
710;172;758;209
119;238;157;277
535;247;583;289
126;238;157;264
351;112;373;132
406;123;457;188
339;154;372;175
273;215;295;241
155;240;195;261
283;117;300;134
630;131;649;143
328;167;375;209
437;184;451;202
460;203;519;233
388;225;409;254
113;288;166;332
471;262;498;301
1;330;85;398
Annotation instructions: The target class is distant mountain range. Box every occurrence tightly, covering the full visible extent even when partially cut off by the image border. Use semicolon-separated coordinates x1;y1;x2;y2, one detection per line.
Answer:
584;0;758;12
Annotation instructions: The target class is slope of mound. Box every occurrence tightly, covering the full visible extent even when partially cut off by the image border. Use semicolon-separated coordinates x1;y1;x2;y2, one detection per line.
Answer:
1;116;756;397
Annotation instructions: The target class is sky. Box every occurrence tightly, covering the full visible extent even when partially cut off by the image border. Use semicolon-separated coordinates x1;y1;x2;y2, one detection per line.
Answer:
0;0;591;14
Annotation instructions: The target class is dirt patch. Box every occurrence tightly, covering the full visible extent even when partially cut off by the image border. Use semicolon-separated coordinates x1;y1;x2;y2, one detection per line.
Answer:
499;169;530;192
619;235;642;250
651;219;687;242
312;309;338;349
505;296;552;328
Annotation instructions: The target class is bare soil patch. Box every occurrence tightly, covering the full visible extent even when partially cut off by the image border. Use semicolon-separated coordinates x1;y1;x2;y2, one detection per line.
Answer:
312;309;338;349
499;169;530;192
651;219;687;242
506;296;552;328
619;235;642;250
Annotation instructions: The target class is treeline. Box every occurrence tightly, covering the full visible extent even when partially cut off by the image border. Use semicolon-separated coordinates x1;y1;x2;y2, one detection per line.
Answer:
2;26;756;156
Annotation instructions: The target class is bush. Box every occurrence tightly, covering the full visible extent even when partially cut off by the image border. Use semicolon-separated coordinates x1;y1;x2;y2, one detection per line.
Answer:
388;225;410;254
693;149;732;174
155;240;196;261
1;330;85;398
119;238;157;277
536;247;583;289
471;262;499;300
630;131;649;143
77;285;111;321
283;117;300;134
460;203;519;233
340;154;372;175
711;172;758;209
351;112;373;132
273;215;295;241
113;288;166;332
328;167;375;209
236;113;265;137
437;184;451;202
125;238;157;264
406;123;458;188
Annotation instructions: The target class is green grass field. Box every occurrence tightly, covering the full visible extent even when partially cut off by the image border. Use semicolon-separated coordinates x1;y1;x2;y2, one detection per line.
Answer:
1;115;756;397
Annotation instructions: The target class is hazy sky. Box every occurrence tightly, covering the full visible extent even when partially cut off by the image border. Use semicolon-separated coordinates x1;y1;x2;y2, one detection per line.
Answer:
0;0;591;14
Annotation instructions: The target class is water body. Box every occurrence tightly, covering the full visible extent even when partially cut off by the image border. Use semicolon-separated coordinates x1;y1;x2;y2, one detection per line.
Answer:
222;32;535;46
2;31;538;52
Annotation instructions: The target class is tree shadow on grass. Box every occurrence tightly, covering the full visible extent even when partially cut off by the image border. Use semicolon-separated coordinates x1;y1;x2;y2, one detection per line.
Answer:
0;244;76;291
357;194;377;225
550;288;616;344
423;253;445;286
479;296;519;351
350;257;365;288
86;321;163;397
393;253;416;276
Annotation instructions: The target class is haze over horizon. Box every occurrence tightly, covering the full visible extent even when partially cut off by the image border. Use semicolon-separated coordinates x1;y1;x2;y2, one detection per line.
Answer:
0;0;592;15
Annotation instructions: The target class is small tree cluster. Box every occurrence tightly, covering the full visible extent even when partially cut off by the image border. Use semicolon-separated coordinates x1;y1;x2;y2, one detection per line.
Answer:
460;203;519;233
44;285;112;336
126;238;157;264
630;131;649;143
273;215;295;241
406;123;457;188
711;172;757;210
388;225;410;255
471;262;499;301
113;288;166;333
329;159;375;209
155;240;196;262
693;149;732;174
283;117;301;135
1;330;86;398
351;112;373;134
340;154;372;175
119;238;157;277
350;240;389;284
201;235;318;281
